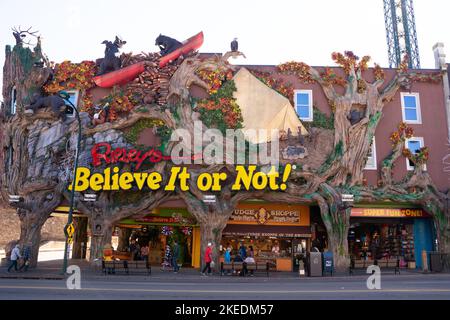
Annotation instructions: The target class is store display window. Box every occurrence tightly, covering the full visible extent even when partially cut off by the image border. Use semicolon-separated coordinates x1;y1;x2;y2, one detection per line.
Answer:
348;222;415;267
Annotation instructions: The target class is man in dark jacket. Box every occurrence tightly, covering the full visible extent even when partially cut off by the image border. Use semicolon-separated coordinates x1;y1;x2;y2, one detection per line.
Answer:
172;240;180;273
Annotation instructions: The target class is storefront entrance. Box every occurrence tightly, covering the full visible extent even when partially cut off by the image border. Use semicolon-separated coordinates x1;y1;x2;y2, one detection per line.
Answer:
349;207;435;269
115;207;200;268
221;202;311;272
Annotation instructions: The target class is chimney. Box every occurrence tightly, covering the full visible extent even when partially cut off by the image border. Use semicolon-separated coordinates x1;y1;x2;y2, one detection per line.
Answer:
433;42;447;70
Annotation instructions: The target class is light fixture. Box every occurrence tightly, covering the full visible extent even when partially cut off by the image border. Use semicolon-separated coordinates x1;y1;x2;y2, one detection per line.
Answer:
203;195;216;203
8;195;23;203
83;194;97;202
342;194;354;203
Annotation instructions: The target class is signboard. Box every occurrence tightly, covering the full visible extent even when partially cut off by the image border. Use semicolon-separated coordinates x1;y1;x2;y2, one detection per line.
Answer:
119;208;197;226
229;203;310;226
222;231;311;238
351;208;431;218
65;223;75;244
135;216;195;224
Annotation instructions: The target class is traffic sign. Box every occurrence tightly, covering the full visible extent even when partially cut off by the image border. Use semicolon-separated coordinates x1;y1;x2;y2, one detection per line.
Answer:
65;223;75;239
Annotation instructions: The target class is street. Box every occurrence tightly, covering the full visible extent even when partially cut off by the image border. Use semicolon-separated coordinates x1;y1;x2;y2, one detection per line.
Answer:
1;273;450;300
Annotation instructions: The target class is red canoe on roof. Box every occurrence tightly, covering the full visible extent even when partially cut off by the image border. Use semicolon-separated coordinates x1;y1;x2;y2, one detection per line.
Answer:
93;61;146;88
159;31;204;68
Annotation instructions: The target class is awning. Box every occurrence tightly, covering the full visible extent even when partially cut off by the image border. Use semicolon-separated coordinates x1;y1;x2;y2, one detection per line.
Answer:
222;224;311;238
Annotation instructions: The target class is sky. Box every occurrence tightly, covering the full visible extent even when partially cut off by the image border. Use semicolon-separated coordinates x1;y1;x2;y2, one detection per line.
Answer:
0;0;449;95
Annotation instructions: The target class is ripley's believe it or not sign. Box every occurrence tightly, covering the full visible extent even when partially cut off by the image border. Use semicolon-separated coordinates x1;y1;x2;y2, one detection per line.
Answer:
69;143;293;192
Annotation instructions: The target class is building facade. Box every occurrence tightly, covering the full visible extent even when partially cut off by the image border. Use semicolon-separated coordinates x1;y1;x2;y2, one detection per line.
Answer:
1;32;449;272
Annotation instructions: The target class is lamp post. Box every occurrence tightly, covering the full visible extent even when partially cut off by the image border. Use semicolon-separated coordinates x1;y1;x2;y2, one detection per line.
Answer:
61;93;82;274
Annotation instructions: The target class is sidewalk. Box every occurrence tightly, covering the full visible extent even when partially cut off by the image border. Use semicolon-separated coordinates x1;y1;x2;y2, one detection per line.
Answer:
1;259;447;281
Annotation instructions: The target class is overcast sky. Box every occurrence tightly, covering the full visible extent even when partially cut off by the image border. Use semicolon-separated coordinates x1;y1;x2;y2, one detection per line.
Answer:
0;0;449;94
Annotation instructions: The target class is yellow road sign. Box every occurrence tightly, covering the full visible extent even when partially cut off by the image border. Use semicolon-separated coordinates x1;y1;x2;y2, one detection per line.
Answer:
65;223;75;238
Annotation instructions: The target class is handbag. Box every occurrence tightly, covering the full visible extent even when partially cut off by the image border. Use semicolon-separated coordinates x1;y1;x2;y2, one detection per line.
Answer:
210;261;215;268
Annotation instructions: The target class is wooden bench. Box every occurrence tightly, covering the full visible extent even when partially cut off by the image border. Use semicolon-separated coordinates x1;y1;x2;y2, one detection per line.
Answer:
350;258;400;275
221;261;270;277
103;260;128;275
221;262;234;274
126;260;151;275
377;258;400;274
102;260;151;275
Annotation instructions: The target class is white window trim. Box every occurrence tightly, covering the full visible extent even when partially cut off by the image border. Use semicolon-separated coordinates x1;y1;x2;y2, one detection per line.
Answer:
11;86;17;115
364;137;377;170
405;137;427;171
400;92;422;124
64;90;79;118
294;89;313;122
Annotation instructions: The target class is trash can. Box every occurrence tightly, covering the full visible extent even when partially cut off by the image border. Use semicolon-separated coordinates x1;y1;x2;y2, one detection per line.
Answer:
307;252;323;277
322;251;333;276
429;252;443;272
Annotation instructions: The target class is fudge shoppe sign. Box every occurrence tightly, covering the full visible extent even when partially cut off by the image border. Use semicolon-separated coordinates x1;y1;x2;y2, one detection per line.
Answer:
229;203;310;226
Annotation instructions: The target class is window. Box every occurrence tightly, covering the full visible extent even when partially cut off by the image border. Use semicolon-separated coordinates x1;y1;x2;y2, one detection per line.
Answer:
401;92;422;124
364;137;377;170
294;90;313;122
63;90;79;117
11;86;17;115
405;137;426;171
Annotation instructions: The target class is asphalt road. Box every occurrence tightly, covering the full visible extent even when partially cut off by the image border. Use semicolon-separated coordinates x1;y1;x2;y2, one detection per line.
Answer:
0;273;450;300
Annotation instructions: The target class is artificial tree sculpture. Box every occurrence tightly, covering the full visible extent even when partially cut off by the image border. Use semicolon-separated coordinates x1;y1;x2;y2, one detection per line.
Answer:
277;53;447;271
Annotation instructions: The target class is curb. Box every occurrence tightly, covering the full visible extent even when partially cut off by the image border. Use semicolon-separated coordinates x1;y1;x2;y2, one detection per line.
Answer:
0;275;64;280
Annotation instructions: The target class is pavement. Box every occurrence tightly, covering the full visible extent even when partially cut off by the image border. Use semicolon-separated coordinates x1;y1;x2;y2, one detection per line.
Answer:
0;259;450;299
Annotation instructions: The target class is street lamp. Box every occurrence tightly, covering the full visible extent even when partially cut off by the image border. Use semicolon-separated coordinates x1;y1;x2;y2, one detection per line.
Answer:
60;92;82;275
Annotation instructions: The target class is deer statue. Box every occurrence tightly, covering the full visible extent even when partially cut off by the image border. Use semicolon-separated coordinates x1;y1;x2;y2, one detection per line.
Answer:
12;26;39;46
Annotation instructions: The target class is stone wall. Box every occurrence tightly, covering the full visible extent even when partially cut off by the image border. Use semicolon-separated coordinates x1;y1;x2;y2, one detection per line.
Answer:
0;207;66;248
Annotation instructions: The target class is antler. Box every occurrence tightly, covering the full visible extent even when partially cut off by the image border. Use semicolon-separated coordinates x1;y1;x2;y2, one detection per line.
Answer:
12;26;40;45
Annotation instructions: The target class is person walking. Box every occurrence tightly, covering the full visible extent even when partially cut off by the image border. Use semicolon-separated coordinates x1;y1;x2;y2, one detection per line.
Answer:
7;244;21;273
19;245;31;272
172;240;180;273
201;242;213;276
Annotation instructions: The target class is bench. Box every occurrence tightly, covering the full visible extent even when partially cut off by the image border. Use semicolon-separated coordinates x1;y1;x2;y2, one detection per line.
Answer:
350;258;399;275
221;261;270;277
103;260;128;275
102;260;151;275
126;260;151;275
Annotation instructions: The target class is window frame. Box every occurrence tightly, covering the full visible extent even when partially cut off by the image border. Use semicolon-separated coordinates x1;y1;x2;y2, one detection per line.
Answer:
405;137;426;171
400;92;422;124
294;89;313;122
364;137;377;170
11;86;17;115
63;90;80;118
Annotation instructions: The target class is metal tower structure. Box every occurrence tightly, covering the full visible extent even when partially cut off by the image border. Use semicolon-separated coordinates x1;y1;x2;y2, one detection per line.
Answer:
383;0;421;69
